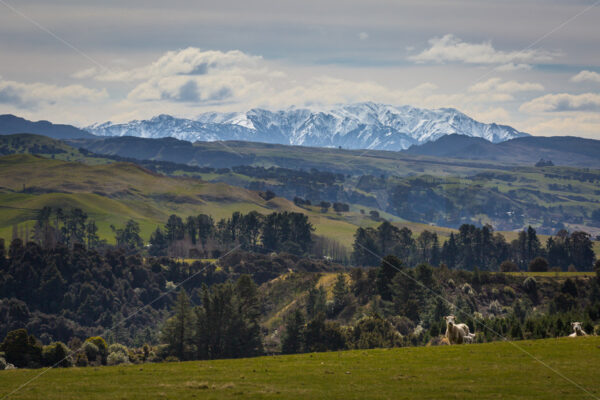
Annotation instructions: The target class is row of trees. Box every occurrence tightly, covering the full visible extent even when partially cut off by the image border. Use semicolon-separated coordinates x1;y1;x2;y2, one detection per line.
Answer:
352;222;596;270
149;211;314;258
30;207;102;249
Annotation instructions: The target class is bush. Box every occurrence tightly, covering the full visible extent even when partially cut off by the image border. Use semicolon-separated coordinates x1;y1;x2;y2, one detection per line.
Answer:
349;315;401;349
500;260;519;272
42;342;72;368
503;286;516;298
461;283;475;296
107;351;129;366
0;329;42;368
108;343;128;356
81;342;100;365
488;300;502;315
528;257;549;272
85;337;108;364
0;356;6;370
74;352;88;367
522;277;537;293
447;279;455;289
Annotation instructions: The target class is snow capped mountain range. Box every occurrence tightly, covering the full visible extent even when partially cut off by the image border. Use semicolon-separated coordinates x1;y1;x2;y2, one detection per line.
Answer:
86;102;528;150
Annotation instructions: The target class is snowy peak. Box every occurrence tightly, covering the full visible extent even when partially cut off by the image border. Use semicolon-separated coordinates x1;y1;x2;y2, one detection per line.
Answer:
86;103;528;150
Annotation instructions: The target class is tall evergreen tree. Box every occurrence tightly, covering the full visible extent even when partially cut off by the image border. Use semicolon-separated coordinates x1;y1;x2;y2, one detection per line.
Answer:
161;288;196;360
281;309;306;354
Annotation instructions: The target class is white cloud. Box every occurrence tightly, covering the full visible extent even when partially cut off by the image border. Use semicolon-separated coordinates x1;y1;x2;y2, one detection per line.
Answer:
0;78;108;109
495;63;532;72
520;93;600;113
522;114;600;139
94;48;263;82
71;67;98;80
570;70;600;83
469;78;543;94
358;32;369;41
409;34;557;65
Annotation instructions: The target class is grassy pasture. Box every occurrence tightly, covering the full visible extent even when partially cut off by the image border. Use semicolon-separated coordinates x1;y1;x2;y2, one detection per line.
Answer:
1;337;599;399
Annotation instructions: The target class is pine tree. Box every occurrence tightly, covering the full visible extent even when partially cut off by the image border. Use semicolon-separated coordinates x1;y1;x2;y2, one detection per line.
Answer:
376;255;402;301
281;309;305;354
161;288;196;360
332;273;348;313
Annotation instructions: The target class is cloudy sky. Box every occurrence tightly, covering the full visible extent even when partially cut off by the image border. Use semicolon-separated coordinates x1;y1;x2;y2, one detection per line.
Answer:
0;0;599;138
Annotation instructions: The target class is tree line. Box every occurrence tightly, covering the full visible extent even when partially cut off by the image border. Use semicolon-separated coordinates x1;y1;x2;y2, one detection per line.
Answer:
352;222;596;271
149;211;314;258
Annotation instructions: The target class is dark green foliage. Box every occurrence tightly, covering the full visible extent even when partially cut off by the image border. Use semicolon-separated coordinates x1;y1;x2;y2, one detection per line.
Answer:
192;276;263;360
42;341;72;367
500;260;519;272
281;310;306;354
306;286;327;319
161;289;196;361
304;314;346;353
331;273;348;315
352;227;380;266
0;240;205;344
149;211;313;257
0;328;42;368
561;279;578;297
112;219;143;250
349;314;401;349
85;336;108;364
149;227;168;256
376;255;402;301
529;257;549;272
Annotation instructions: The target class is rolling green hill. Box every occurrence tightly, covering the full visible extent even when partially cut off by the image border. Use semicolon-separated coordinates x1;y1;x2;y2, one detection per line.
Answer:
68;136;515;177
0;154;377;246
1;337;598;399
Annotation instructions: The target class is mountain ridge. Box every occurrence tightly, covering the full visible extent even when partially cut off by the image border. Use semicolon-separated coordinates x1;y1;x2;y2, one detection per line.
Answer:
86;102;529;150
0;114;95;139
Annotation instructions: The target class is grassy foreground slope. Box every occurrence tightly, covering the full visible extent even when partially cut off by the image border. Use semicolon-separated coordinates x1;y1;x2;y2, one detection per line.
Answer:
1;337;599;399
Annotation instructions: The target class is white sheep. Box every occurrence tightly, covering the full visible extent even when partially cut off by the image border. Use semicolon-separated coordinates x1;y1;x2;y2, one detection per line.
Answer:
463;333;476;344
569;322;587;337
444;315;471;344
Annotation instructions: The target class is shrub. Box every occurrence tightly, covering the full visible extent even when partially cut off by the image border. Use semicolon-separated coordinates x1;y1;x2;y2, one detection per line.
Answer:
107;351;129;366
522;277;537;293
461;283;475;296
503;286;516;298
0;356;6;370
488;300;502;315
390;316;415;336
447;279;455;289
500;260;518;272
81;342;100;365
528;257;549;272
491;288;500;299
74;352;88;367
42;342;72;368
0;328;43;368
85;337;108;364
567;264;577;272
349;315;401;349
108;343;129;356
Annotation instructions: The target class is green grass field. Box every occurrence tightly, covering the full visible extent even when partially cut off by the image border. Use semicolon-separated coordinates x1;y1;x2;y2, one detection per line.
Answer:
505;271;596;278
1;337;599;399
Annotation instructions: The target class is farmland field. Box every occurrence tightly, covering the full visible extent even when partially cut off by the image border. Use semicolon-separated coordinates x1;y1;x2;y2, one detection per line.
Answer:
1;337;599;399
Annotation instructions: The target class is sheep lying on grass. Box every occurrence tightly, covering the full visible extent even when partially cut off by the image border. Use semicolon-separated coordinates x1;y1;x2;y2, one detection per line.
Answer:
463;333;476;344
444;315;471;344
569;322;587;337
